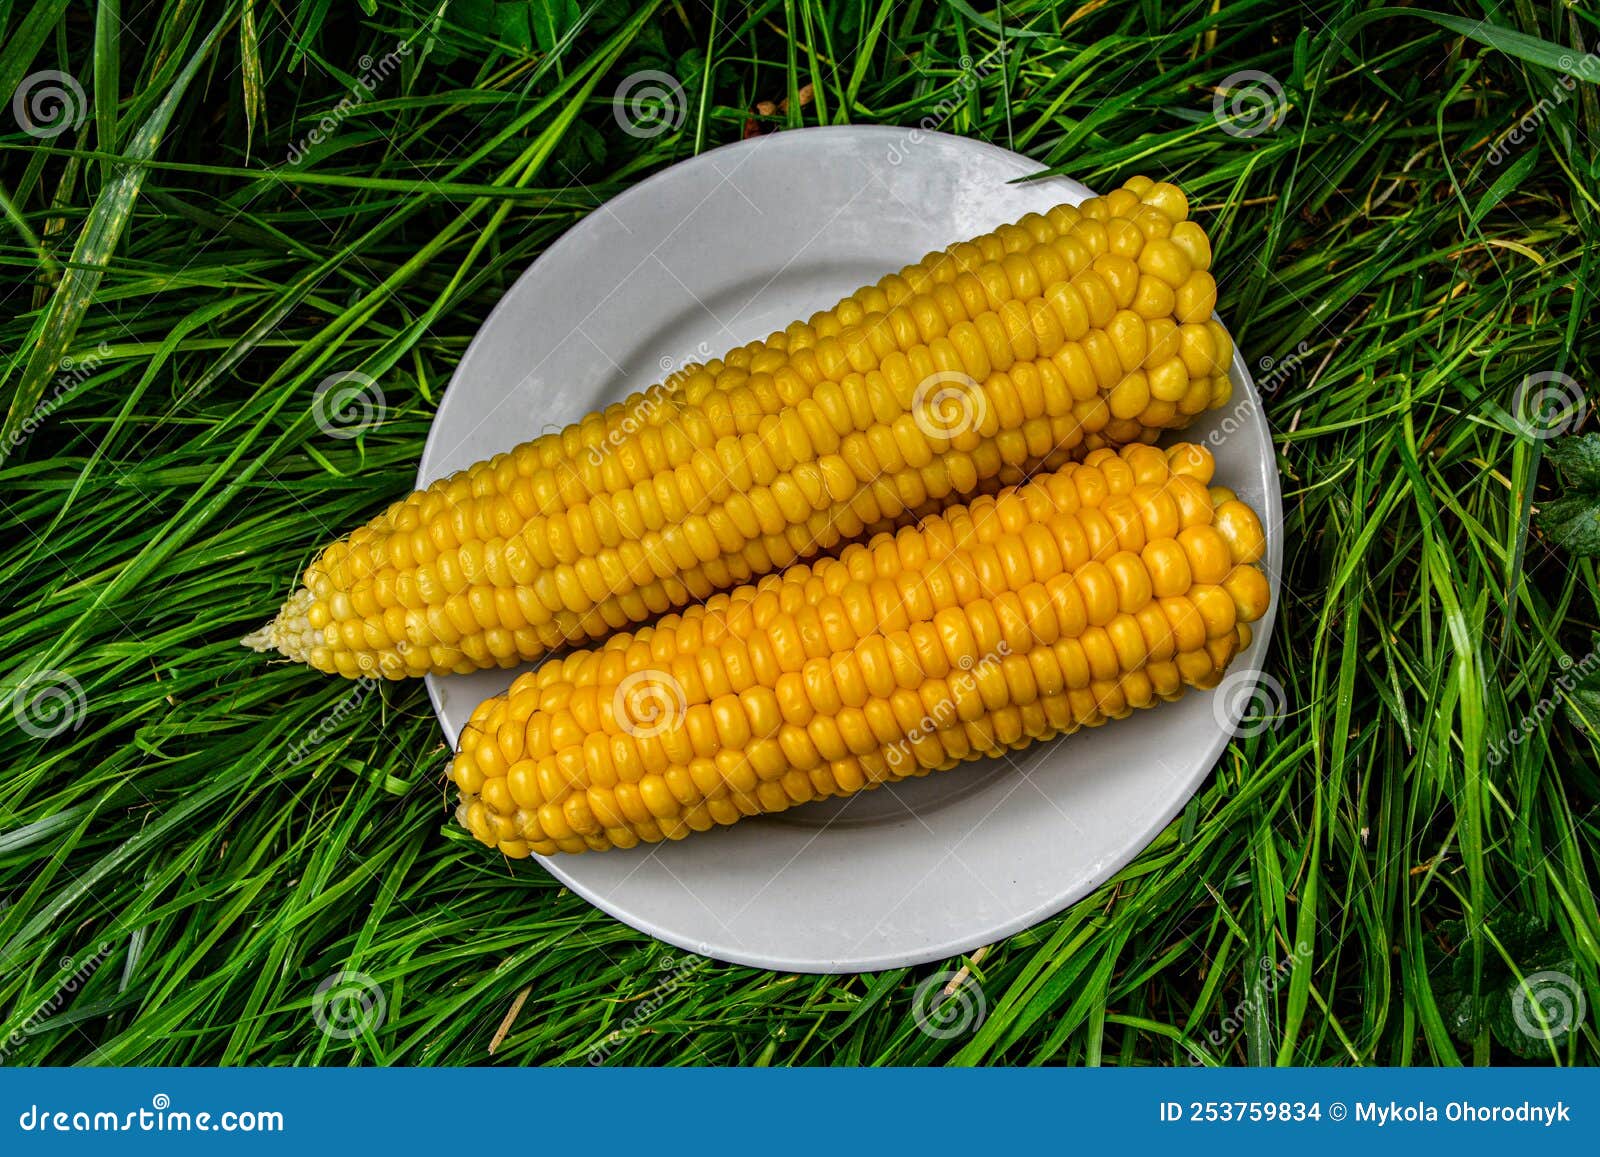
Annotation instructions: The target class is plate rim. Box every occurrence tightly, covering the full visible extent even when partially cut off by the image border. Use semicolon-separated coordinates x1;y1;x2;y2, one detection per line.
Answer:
419;125;1283;973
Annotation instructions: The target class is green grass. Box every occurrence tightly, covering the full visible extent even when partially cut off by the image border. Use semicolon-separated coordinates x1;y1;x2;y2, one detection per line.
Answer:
2;0;1598;1065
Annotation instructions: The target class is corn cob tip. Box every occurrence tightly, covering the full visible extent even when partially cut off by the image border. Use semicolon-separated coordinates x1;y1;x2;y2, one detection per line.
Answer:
241;588;315;662
240;624;273;652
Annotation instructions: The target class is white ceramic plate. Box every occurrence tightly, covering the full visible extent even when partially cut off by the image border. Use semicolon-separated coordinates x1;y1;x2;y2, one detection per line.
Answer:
419;127;1282;973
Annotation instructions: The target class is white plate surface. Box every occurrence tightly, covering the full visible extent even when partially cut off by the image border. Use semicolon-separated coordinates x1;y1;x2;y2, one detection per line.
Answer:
419;126;1282;973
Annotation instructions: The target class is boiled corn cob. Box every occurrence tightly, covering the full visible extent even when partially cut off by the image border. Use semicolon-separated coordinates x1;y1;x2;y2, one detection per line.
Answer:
247;177;1235;680
450;442;1270;856
434;175;1208;506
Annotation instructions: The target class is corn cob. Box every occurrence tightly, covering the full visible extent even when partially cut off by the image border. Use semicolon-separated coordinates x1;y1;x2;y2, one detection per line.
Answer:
247;177;1235;680
441;174;1206;506
515;176;1212;498
450;442;1270;857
